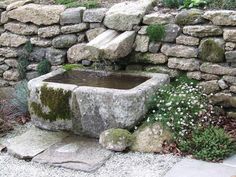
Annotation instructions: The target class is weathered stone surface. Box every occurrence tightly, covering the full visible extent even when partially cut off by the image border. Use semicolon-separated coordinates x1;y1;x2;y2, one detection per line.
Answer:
187;71;201;80
83;8;107;23
60;7;85;25
0;79;9;87
26;71;39;80
135;35;149;52
103;0;154;31
201;73;219;80
175;9;204;25
223;75;236;85
200;63;236;76
67;43;91;63
176;35;199;46
128;52;167;64
225;50;236;62
161;44;198;58
203;10;236;26
1;11;9;24
6;0;33;11
225;42;236;51
3;69;19;81
38;26;60;38
168;58;200;71
77;34;85;43
144;66;180;78
4;59;18;68
46;48;66;65
183;25;223;37
162;24;181;42
0;27;5;35
143;12;174;25
199;38;225;63
0;32;28;47
33;136;113;172
138;26;148;35
230;85;236;93
30;37;52;47
229;97;236;108
0;64;9;75
3;127;68;159
86;27;106;41
4;22;38;35
7;4;65;25
126;64;143;71
198;80;220;94
224;28;236;42
99;128;134;152
27;63;38;71
131;123;172;153
52;35;77;49
218;79;228;89
89;23;102;29
210;92;232;106
149;42;161;53
29;47;47;62
0;48;18;58
61;23;88;34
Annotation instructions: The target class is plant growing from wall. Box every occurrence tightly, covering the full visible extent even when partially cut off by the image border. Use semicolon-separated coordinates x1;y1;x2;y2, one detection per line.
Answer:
183;0;208;8
146;24;166;42
37;59;51;76
162;0;180;8
55;0;98;8
62;64;84;71
207;0;236;10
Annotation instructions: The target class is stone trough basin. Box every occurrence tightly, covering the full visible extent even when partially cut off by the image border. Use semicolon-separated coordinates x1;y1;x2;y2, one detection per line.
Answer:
28;69;169;137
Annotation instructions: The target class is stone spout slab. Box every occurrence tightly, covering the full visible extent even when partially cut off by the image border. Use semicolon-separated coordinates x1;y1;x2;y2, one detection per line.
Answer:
33;136;113;172
86;30;136;60
2;127;69;159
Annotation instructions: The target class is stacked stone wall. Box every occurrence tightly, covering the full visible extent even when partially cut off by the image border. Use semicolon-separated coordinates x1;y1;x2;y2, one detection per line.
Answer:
0;0;236;116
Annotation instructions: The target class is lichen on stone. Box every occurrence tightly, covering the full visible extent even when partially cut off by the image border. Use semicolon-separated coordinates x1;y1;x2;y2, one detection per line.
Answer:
31;84;72;122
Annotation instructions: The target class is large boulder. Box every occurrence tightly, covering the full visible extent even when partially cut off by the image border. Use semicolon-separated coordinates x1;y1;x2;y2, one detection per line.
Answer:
175;9;204;25
7;4;65;25
161;44;198;58
103;0;155;31
131;123;172;153
202;10;236;26
99;128;134;152
183;25;223;37
198;38;225;63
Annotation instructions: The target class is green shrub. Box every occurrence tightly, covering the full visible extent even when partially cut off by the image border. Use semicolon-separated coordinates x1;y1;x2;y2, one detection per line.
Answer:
37;59;51;75
162;0;180;8
62;64;84;71
207;0;236;10
17;57;29;80
55;0;98;8
183;0;208;8
146;24;166;42
146;75;207;138
179;127;235;161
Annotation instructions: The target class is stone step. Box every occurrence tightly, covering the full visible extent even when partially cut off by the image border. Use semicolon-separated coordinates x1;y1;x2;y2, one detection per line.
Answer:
33;136;113;172
86;30;136;60
2;127;69;159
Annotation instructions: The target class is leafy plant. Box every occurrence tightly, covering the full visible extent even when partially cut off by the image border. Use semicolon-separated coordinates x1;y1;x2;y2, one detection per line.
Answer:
146;75;207;139
10;80;29;116
207;0;236;10
17;57;29;80
55;0;98;8
37;59;51;75
162;0;180;8
146;24;166;42
183;0;208;8
179;127;235;161
62;64;84;71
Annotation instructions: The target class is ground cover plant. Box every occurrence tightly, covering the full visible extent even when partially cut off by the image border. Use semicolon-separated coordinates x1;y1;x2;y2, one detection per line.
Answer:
145;75;236;161
146;24;166;42
55;0;98;8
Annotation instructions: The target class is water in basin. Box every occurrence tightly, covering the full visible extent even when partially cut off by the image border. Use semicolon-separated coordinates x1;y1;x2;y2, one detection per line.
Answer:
44;70;150;90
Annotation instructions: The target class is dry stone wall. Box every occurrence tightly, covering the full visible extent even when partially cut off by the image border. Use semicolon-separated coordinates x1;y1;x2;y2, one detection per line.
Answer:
0;0;236;117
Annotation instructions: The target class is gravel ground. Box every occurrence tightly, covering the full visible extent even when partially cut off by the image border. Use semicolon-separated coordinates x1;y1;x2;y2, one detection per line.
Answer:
0;123;181;177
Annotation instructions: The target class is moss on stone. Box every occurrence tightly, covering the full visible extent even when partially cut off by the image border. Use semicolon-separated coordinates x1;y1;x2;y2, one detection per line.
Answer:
31;84;72;122
105;128;135;145
175;10;202;25
199;39;225;63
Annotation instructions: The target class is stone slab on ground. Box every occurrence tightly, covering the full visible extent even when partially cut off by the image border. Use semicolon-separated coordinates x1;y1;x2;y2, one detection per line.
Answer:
224;155;236;168
164;158;236;177
2;127;69;159
33;136;113;172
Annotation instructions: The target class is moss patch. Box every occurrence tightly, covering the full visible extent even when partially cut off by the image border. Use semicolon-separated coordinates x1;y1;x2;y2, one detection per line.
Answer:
105;128;135;145
31;85;72;122
199;39;225;63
